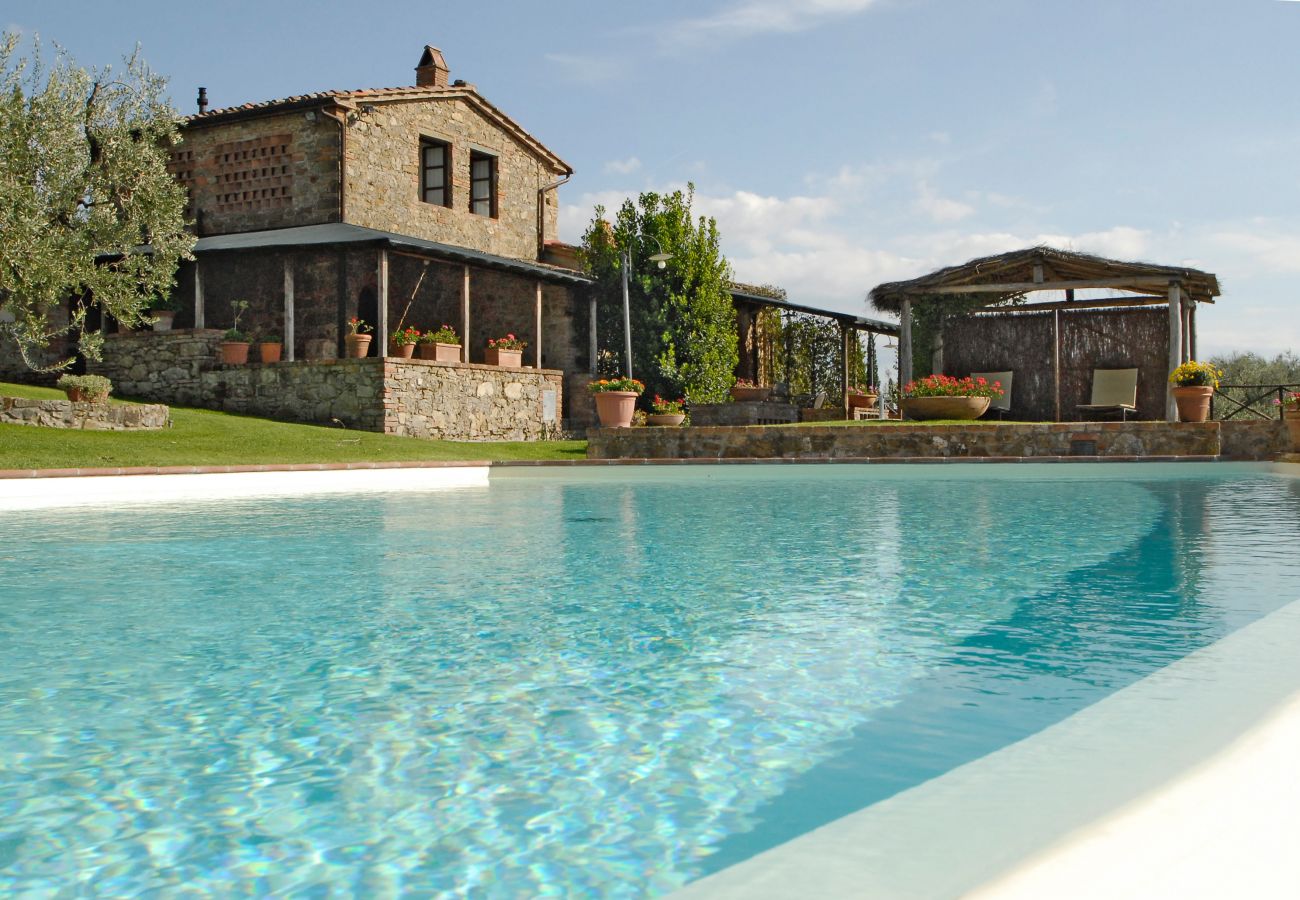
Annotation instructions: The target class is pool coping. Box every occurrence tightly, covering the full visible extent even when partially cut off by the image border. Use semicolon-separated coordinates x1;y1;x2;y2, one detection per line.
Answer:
0;454;1264;479
671;600;1300;899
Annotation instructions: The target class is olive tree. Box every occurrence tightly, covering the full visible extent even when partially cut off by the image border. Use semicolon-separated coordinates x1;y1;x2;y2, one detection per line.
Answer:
0;33;193;370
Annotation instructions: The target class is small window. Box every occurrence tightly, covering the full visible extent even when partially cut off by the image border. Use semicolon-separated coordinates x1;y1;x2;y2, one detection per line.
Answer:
470;151;497;217
421;139;450;207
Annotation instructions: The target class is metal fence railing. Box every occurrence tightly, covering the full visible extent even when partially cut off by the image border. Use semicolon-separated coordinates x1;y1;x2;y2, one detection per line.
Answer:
1212;383;1300;420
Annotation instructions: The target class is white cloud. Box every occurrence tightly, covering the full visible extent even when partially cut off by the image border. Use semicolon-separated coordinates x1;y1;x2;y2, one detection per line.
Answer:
1203;230;1300;274
603;157;642;175
544;52;621;84
661;0;883;46
915;182;975;223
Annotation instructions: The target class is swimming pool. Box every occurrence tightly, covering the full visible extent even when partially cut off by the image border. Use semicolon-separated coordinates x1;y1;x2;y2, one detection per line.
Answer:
2;464;1298;895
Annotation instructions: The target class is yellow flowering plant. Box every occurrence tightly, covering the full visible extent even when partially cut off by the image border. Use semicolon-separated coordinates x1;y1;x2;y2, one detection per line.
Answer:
1169;361;1222;388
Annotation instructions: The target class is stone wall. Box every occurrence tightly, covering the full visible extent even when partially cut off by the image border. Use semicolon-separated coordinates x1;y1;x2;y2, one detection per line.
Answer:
89;331;561;440
173;111;341;235
1;396;168;430
344;95;566;261
91;330;226;406
588;421;1226;460
382;359;563;441
1220;418;1290;459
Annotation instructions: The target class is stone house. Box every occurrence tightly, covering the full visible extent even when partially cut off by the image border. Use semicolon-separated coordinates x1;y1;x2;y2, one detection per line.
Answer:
73;45;594;439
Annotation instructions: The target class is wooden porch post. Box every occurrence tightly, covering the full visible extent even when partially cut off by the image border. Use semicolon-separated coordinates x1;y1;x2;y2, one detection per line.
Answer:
283;258;295;361
1053;308;1062;422
377;249;389;357
1189;302;1197;361
461;265;471;363
534;280;543;369
194;260;205;329
336;250;347;359
840;322;851;415
1181;300;1191;362
1167;281;1182;422
899;298;913;390
588;291;598;375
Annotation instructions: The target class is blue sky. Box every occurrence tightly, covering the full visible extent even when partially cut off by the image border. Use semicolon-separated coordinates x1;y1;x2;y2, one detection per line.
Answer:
10;0;1300;355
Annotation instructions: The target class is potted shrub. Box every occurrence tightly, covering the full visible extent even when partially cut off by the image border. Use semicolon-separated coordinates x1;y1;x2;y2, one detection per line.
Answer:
730;378;772;402
485;333;526;367
259;333;283;364
220;300;251;364
588;376;644;428
391;326;421;360
418;325;461;362
900;374;1003;420
56;373;112;403
345;316;372;358
149;295;180;332
1169;361;1222;423
647;395;687;426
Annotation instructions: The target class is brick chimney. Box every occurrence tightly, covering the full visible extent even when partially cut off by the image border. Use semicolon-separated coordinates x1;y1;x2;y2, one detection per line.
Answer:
415;46;449;88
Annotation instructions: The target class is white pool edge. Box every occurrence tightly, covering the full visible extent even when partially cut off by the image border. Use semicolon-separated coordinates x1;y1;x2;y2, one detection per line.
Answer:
671;599;1300;899
0;466;490;510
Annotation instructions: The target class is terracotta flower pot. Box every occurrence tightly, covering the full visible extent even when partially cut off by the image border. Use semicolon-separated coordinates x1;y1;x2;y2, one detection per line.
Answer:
593;390;639;428
260;342;282;364
485;347;522;367
847;392;879;410
220;341;250;365
393;343;416;359
1172;384;1214;423
901;395;990;420
345;334;372;358
646;413;686;426
64;387;107;403
1282;404;1300;451
730;386;772;402
151;310;175;332
417;342;461;361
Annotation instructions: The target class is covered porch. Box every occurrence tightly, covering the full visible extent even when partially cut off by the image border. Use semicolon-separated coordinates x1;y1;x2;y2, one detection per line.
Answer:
869;247;1221;422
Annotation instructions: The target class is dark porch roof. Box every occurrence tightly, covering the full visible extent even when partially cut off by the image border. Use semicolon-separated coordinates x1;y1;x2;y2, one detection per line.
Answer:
729;286;899;335
193;224;592;286
869;245;1221;312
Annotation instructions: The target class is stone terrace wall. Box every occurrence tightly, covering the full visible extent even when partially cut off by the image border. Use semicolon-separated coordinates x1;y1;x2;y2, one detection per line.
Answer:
588;421;1225;460
91;330;225;405
384;359;562;441
1;396;169;431
205;359;386;431
1220;419;1289;459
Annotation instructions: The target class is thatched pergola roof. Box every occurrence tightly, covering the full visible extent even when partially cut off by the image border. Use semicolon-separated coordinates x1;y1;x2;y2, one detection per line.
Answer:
869;246;1221;313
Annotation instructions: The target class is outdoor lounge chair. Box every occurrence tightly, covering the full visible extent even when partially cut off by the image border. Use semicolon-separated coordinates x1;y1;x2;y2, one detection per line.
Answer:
972;370;1013;419
1078;368;1139;421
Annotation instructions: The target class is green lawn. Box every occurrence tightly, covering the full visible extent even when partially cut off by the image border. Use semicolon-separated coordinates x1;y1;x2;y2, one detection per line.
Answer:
0;382;586;469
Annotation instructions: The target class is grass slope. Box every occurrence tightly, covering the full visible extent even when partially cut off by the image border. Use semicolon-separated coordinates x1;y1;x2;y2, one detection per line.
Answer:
0;383;585;469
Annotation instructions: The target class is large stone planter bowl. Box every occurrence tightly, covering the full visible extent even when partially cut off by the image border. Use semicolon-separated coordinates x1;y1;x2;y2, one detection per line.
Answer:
847;392;878;410
646;413;686;427
901;395;990;421
730;386;772;402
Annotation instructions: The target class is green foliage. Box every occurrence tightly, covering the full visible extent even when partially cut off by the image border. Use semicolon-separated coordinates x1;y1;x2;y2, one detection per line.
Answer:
419;325;458;344
907;293;986;380
1209;349;1300;418
0;33;194;371
55;373;112;399
588;377;645;394
580;185;737;404
764;310;869;404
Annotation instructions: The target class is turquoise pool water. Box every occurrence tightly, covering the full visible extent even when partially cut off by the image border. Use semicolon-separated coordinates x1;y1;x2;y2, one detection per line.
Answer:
2;465;1299;895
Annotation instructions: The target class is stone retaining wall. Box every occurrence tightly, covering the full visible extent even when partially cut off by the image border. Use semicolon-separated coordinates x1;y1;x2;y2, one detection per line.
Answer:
1219;419;1290;459
588;421;1226;460
92;329;226;406
89;330;561;440
1;397;169;431
691;401;801;426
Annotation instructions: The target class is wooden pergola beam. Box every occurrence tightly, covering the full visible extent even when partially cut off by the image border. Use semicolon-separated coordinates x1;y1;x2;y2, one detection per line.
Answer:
971;296;1167;314
917;277;1178;295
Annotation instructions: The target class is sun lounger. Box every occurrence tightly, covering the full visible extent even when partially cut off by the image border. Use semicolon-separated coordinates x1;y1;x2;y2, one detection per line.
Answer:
972;371;1013;419
1078;368;1138;421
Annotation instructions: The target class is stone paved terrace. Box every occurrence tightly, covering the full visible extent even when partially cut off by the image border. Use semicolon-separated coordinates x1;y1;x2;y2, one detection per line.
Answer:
587;419;1289;461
